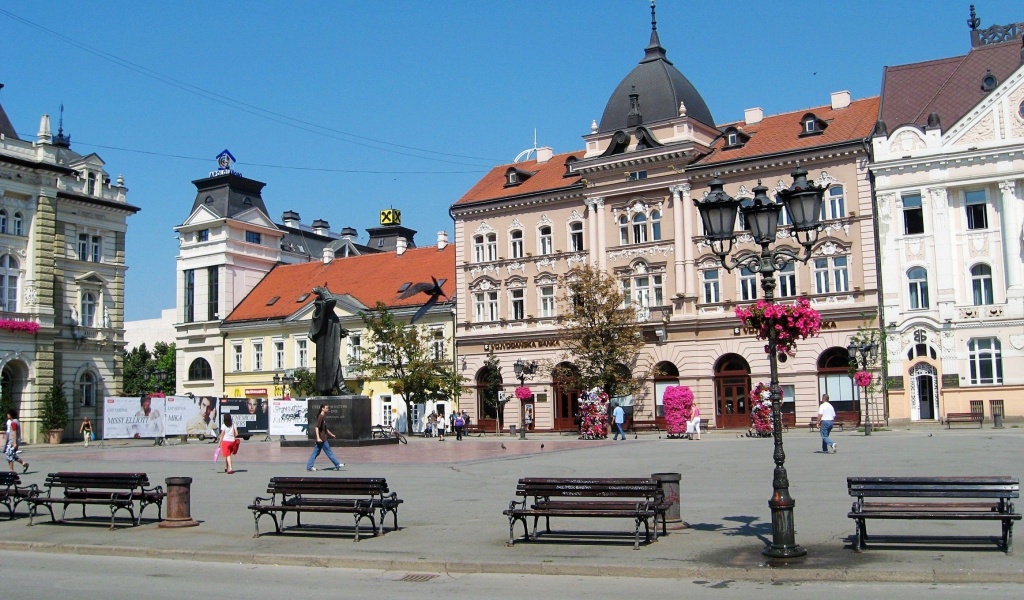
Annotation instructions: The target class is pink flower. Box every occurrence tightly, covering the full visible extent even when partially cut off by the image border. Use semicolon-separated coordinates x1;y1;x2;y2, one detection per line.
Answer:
514;386;533;400
854;371;873;387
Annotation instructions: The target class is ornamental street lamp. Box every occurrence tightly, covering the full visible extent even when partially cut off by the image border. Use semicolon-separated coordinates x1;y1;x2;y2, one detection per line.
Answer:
694;164;827;559
513;359;537;440
272;372;296;399
847;340;879;436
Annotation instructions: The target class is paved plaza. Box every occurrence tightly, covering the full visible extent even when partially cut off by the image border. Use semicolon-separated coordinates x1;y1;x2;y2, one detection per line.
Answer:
1;425;1022;584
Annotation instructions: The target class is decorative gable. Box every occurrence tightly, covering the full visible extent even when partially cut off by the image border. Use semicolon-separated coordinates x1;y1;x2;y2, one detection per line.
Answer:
231;207;277;229
945;66;1024;148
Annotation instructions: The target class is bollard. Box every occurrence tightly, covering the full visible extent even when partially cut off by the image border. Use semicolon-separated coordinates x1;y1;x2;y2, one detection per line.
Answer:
994;412;1004;429
652;472;687;530
159;476;200;528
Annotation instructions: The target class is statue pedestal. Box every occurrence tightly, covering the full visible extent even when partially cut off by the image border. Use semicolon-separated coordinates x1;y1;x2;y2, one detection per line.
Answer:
283;395;380;447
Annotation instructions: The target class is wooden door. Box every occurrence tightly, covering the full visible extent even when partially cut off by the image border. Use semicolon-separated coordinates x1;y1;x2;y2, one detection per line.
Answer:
715;376;750;429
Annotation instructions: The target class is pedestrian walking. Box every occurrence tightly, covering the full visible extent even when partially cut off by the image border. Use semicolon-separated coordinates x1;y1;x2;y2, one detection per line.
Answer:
79;417;93;447
306;404;343;471
454;411;465;440
818;393;837;453
437;412;446;441
4;409;28;473
686;403;701;441
612;404;626;440
217;413;238;474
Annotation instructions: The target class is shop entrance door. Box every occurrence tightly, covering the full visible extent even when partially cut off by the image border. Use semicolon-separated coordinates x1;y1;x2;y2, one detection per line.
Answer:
714;354;751;429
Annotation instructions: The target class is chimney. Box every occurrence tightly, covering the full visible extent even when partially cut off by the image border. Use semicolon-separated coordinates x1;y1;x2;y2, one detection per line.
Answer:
396;237;408;256
311;219;330;236
536;147;554;163
743;107;763;125
37;114;52;143
282;210;301;227
830;91;851;110
322;246;333;264
437;231;449;250
340;227;357;239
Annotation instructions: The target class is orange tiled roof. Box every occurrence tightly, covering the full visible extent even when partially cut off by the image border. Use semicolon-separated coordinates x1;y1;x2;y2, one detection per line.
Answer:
694;96;880;167
453;151;585;206
224;245;455;322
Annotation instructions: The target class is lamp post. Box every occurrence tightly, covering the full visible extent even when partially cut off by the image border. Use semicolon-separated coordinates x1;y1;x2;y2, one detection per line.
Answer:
847;340;879;436
513;358;537;440
272;372;295;399
694;165;827;559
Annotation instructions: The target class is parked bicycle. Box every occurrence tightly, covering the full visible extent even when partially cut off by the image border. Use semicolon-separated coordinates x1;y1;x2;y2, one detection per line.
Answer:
371;424;407;444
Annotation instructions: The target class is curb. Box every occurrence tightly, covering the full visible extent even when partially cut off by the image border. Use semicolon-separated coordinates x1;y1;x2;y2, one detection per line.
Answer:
2;541;1023;584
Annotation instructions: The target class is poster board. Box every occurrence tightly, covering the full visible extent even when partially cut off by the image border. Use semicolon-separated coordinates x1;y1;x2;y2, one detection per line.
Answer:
163;395;217;437
219;398;269;436
102;396;166;439
269;398;309;437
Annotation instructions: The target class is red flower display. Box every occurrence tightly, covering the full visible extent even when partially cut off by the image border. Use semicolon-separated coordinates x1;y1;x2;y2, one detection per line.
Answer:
578;388;609;440
662;386;694;437
854;370;873;388
0;319;41;335
735;298;821;357
514;386;533;400
748;382;783;438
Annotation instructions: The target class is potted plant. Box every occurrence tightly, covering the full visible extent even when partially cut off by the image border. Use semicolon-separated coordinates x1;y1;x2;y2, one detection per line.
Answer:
40;381;70;444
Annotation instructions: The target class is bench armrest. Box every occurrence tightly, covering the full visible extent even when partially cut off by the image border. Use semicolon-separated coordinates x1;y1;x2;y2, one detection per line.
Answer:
250;495;274;507
507;497;527;513
142;485;165;497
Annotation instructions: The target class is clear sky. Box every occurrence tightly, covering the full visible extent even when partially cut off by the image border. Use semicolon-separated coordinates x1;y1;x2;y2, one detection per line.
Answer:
1;0;1020;321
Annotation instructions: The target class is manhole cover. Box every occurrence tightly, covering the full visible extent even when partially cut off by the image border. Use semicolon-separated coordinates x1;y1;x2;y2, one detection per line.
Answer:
398;574;438;583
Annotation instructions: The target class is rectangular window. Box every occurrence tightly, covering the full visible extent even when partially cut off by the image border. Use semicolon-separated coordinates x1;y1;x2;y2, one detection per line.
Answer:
245;231;261;245
197;229;209;242
813;258;830;294
486;234;497;261
652;274;663;306
233;343;243;372
964;189;988;230
621;279;631;308
968;338;1002;385
380;395;393;427
778;264;796;297
739;267;758;301
274;340;285;370
510;231;524;259
780;384;796;414
207;266;219;320
540;286;556;317
486;291;498;321
473;292;486;322
702;269;720;304
902;193;924;235
430;336;445;362
570;223;584;252
539;227;553;255
511;289;525;320
818;373;858;413
252;341;263;371
348;333;363;362
78;233;89;261
832;256;849;292
473;236;484;262
184;269;195;323
91;236;101;262
296;338;308;369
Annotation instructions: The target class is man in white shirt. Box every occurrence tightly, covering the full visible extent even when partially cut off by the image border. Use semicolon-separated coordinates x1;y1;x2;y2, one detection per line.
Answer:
818;394;837;453
611;404;626;440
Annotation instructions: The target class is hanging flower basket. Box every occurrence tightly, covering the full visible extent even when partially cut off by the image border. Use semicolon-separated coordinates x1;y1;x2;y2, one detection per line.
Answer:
747;382;778;438
514;386;533;400
854;370;873;388
735;298;821;357
578;387;609;440
662;385;694;437
0;319;40;335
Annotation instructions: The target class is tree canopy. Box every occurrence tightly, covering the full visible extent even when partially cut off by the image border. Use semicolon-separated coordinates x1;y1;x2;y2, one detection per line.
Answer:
122;342;176;395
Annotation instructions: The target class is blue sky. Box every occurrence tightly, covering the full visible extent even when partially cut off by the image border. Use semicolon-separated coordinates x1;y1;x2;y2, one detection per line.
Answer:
1;0;1020;321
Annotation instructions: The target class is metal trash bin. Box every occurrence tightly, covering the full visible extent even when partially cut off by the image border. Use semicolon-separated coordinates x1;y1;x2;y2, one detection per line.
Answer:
509;424;517;436
652;472;687;529
994;412;1004;429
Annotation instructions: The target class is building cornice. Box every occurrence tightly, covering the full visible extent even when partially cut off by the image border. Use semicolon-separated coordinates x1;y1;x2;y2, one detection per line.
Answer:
57;190;140;215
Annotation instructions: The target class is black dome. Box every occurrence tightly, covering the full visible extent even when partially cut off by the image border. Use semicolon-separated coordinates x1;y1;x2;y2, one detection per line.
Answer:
598;27;715;133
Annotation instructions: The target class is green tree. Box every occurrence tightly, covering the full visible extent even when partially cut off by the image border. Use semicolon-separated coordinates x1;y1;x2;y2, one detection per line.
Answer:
122;343;151;395
555;265;646;399
122;342;176;395
350;302;464;432
39;380;70;433
290;368;317;397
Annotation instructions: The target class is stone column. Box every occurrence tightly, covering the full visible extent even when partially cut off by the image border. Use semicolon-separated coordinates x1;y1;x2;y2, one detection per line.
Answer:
670;185;687;294
586;198;600;266
927;187;953;304
594;197;607;270
998;180;1022;296
679;184;696;295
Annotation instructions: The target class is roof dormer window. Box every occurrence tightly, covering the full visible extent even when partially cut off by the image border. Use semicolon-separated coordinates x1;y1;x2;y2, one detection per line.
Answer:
563;155;579;177
503;166;537;188
508;171;518;185
799;113;827;137
727;132;738;146
722;126;750;149
981;70;997;92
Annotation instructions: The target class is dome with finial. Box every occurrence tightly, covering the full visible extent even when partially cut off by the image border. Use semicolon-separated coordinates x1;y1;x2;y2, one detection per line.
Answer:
598;1;715;133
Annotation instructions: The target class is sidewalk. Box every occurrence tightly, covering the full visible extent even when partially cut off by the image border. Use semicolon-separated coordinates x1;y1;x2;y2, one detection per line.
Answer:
2;426;1022;583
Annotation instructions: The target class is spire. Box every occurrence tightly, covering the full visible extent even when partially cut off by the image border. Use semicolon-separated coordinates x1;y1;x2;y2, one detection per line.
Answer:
642;0;669;64
967;4;980;30
53;102;71;148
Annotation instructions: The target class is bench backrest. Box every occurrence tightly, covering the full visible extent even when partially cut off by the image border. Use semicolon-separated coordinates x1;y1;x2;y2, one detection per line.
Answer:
267;477;390;497
517;477;663;500
0;471;20;487
848;476;1019;499
45;472;150;491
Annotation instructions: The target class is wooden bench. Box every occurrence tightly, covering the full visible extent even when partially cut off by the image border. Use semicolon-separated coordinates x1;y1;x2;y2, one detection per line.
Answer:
628;420;661;434
503;477;668;549
247;477;403;540
944;412;984;429
0;471;39;520
808;417;845;432
847;476;1021;554
28;472;165;529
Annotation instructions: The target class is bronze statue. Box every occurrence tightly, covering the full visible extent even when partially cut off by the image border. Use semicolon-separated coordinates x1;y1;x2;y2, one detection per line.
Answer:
309;285;348;395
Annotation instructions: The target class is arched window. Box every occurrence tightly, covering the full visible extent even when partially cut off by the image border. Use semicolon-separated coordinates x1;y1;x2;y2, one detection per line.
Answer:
632;213;648;244
653;361;679;418
618;215;629;245
81;292;97;327
1;254;18;312
188;357;213;381
569;222;584;252
79;372;96;407
823;186;845;221
650;210;661;241
0;209;7;234
970;264;994;306
13;212;23;236
818;348;857;413
509;229;523;259
907;267;930;309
